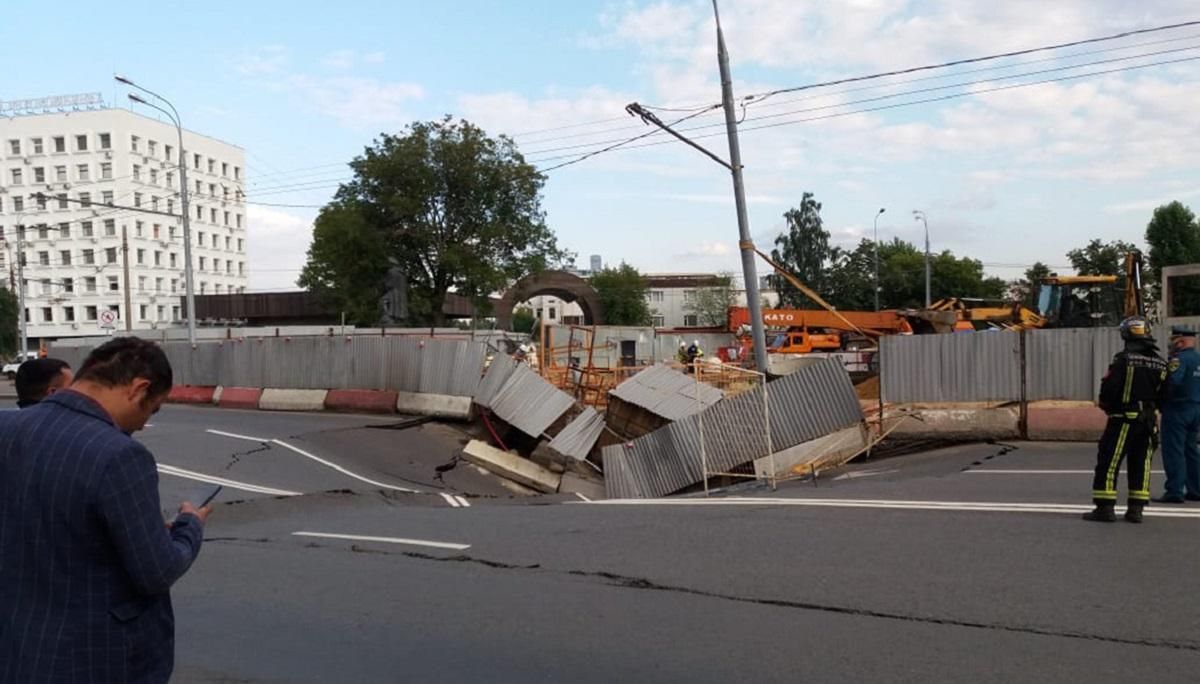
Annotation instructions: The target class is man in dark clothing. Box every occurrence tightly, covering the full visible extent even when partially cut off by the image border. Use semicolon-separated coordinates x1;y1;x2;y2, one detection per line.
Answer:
1157;327;1200;503
1085;316;1169;523
0;337;211;683
14;356;72;408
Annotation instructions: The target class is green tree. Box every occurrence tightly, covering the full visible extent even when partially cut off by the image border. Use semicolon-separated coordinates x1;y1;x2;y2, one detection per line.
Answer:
1066;238;1139;276
590;263;652;326
1009;261;1052;306
770;192;832;308
684;271;737;327
823;239;1005;310
511;306;535;334
1145;201;1200;314
0;287;17;356
300;117;565;326
298;203;391;325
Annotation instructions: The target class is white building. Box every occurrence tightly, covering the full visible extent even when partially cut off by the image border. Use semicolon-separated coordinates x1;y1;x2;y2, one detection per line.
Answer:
0;102;248;342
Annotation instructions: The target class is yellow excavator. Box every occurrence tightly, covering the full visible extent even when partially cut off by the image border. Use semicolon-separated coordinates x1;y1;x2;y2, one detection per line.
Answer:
902;252;1145;333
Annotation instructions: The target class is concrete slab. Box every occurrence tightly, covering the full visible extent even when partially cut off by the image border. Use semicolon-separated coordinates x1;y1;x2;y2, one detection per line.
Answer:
259;388;328;412
558;471;606;500
396;392;473;421
755;425;868;479
217;386;262;410
168;385;216;405
889;407;1020;440
325;389;398;414
461;440;560;494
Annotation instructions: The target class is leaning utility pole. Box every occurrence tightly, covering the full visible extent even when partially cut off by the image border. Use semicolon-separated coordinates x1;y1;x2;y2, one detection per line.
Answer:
714;0;768;374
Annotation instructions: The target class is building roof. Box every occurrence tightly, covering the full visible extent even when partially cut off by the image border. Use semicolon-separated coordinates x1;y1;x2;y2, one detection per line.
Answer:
643;274;727;289
609;364;724;421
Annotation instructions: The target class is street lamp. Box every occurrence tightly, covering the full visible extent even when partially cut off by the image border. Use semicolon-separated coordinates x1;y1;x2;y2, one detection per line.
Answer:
116;75;197;345
912;210;930;307
873;208;885;312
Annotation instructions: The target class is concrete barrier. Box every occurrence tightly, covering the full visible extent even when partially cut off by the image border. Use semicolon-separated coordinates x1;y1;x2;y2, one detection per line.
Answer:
325;389;398;414
217;386;262;410
396;392;473;421
168;385;216;405
889;406;1021;440
1027;402;1106;441
462;440;561;493
259;388;328;412
755;425;868;479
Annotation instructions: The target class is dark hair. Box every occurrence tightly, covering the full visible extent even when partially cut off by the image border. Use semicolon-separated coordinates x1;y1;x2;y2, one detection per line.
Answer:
76;337;173;398
15;358;71;408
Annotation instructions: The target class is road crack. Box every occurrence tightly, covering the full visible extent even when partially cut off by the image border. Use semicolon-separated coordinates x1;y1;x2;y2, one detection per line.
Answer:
222;442;271;472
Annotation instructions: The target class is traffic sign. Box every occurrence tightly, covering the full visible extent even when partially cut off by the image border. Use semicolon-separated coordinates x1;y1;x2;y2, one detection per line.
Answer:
99;310;118;329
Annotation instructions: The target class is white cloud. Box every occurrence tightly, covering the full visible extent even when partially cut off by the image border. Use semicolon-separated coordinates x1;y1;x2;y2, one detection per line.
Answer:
363;51;386;64
234;45;288;76
677;240;733;258
322;49;357;70
246;206;315;291
289;76;424;129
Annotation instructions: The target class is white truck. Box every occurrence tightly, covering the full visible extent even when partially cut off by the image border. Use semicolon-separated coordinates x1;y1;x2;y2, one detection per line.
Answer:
2;352;38;379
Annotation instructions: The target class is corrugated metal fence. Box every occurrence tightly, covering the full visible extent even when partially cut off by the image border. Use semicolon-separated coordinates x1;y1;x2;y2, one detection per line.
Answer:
881;327;1131;404
50;336;487;397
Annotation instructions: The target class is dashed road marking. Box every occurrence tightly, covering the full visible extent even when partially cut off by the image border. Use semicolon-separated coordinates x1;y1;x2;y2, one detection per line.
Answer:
454;495;470;508
440;492;461;507
292;531;470;551
575;493;592;502
157;463;301;496
271;439;420;494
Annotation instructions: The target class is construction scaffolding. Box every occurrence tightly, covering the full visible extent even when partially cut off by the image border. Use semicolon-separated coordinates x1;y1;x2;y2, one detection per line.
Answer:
696;361;773;495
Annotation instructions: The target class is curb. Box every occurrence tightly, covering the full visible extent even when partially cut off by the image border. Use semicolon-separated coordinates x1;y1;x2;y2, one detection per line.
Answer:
259;388;328;412
325;389;399;414
218;387;263;410
168;385;216;405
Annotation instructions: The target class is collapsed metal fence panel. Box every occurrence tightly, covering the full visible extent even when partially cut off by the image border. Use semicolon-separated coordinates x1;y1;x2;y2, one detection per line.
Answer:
487;364;576;438
880;333;1022;404
604;359;864;498
48;336;488;396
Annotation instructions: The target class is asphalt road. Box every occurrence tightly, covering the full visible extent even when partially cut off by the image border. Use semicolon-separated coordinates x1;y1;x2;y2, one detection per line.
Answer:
11;399;1200;681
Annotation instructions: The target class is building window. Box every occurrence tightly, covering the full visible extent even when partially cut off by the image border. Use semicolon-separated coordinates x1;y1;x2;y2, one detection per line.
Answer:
84;277;96;293
81;221;93;237
35;194;47;211
58;222;69;238
138;276;146;292
77;164;89;181
153;224;160;239
108;277;119;292
55;165;67;182
100;162;112;179
82;249;95;265
652;315;665;327
170;278;177;293
233;166;240;180
169;226;176;240
648;290;664;302
165;144;172;160
11;169;22;185
104;219;115;236
31;138;43;154
135;221;144;238
38;251;49;266
132;165;141;181
33;167;45;183
169;253;177;268
199;282;206;294
139;304;148;320
213;258;220;273
59;250;71;266
223;211;230;226
198;231;205;245
63;306;75;322
12;197;23;212
8;139;19;155
85;305;98;321
195;179;202;195
238;262;245;276
53;136;65;153
207;158;215;174
131;135;140;153
167;199;175;214
208;183;216;196
41;307;53;323
75;135;88;152
136;248;145;265
149;168;158;185
215;284;223;294
105;247;118;264
62;278;73;293
193;153;201;169
224;236;231;250
221;162;228;177
166;171;173;187
237;238;243;252
101;191;113;205
37;225;49;239
79;192;91;208
56;194;68;210
99;133;111;150
154;278;163;293
198;256;206;270
154;251;162;266
152;196;159;211
226;261;232;274
196;205;203;220
174;304;183;318
683;314;699;327
133;193;142;208
211;233;218;248
210;208;217;224
683;290;696;303
158;306;166;321
236;214;243;229
148;140;157;157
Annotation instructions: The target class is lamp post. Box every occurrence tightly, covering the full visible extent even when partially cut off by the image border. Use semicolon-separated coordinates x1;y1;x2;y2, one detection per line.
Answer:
873;207;885;312
115;75;196;345
913;210;930;307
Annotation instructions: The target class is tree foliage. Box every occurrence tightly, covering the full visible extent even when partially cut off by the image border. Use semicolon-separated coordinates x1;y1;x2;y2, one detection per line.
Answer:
684;272;737;327
1145;201;1200;314
511;306;535;334
299;117;565;325
770;192;832;308
590;263;652;326
1066;238;1138;277
0;287;17;356
1009;261;1052;306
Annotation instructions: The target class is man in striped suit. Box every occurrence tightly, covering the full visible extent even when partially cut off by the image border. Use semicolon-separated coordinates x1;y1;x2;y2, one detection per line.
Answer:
0;337;211;683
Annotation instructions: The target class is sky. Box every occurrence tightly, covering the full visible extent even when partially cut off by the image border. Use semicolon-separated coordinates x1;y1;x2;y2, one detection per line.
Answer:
5;0;1199;291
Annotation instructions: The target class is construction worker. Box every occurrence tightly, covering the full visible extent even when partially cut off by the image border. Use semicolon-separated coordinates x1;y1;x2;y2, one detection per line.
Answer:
1157;327;1200;504
676;341;690;366
687;339;704;364
1085;316;1169;523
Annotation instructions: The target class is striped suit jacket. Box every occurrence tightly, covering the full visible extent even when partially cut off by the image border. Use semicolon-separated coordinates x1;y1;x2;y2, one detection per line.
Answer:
0;391;204;683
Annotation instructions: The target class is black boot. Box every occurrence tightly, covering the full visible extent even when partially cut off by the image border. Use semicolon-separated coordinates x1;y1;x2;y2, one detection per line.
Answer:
1082;502;1116;522
1124;501;1145;524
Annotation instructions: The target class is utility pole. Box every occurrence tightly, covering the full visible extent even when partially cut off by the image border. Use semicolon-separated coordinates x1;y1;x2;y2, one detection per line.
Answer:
873;208;885;312
713;0;768;374
122;224;133;332
16;224;27;359
913;210;931;307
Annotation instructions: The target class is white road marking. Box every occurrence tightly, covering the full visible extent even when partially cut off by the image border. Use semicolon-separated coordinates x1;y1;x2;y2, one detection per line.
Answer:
575;496;1200;518
440;492;460;507
156;463;301;496
271;439;420;494
292;531;470;550
206;428;270;443
574;493;592;502
454;495;470;508
833;468;899;481
965;469;1165;475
